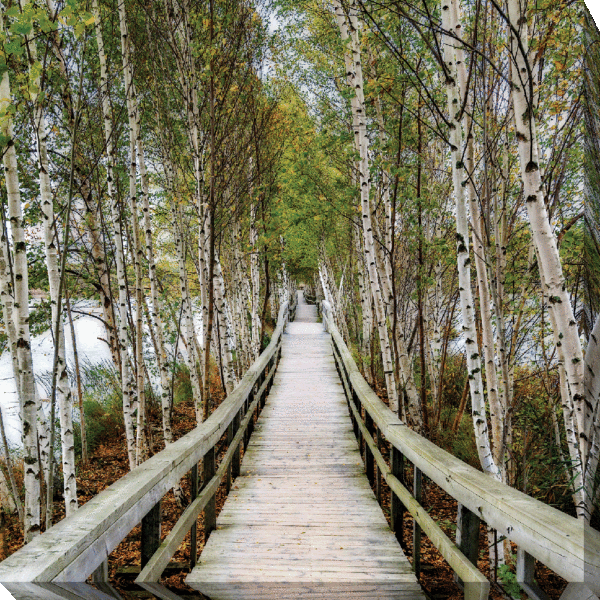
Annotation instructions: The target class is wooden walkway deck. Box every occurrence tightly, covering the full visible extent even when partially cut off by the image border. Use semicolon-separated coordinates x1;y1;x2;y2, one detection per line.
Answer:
186;293;424;599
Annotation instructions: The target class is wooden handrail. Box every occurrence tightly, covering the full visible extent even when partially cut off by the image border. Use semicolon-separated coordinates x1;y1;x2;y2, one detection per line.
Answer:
135;358;278;584
0;298;294;584
332;327;489;599
321;300;600;597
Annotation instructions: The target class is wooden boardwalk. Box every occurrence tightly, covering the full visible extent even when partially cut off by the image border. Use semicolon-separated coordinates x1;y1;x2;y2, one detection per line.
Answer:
186;293;424;599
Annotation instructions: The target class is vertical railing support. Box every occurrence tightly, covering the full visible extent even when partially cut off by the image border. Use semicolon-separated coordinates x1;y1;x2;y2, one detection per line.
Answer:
244;393;253;449
141;500;161;568
190;463;199;569
413;466;422;579
90;560;108;583
351;391;359;439
357;401;363;458
517;548;546;599
226;420;233;494
455;503;481;591
365;412;374;486
375;428;381;503
390;446;404;546
232;409;241;479
203;447;216;538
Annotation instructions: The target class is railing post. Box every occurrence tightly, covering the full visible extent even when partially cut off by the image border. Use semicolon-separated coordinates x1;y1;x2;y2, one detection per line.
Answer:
190;463;199;569
375;427;381;503
203;447;216;537
390;446;404;546
517;548;546;599
232;408;241;479
357;400;363;457
365;412;374;486
455;503;481;590
351;391;359;440
413;466;422;579
90;560;108;583
141;500;162;568
226;420;234;494
246;392;254;445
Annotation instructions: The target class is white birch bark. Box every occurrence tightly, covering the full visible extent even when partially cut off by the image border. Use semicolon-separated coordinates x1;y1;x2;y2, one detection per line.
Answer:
441;0;500;478
93;0;136;470
22;4;78;513
333;0;399;413
0;223;22;418
172;200;204;423
506;0;589;516
231;223;251;373
214;256;236;394
465;131;505;471
117;0;148;464
250;202;261;361
0;53;41;541
354;226;372;362
137;138;175;450
584;314;600;510
425;231;443;419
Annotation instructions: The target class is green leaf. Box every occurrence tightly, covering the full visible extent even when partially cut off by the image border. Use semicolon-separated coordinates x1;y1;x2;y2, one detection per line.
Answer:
4;39;24;57
10;20;33;35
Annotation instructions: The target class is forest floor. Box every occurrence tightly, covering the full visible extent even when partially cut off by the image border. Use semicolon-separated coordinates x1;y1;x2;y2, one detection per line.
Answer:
0;368;577;600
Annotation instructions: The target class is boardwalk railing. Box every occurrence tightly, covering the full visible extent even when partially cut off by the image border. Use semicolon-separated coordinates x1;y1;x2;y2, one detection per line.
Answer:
0;295;296;596
321;300;600;601
303;290;317;305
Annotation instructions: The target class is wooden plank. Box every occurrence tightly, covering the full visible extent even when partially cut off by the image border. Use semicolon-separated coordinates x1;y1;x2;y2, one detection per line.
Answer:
324;304;600;592
0;304;292;583
140;501;161;568
187;293;423;600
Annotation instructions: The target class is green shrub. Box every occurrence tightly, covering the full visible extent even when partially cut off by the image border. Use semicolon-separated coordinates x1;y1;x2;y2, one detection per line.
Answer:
72;361;123;458
74;391;124;457
435;406;479;469
173;364;193;406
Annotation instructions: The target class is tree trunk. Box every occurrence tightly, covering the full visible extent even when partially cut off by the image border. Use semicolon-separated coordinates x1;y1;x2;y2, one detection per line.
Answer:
0;51;41;541
506;0;587;517
440;0;500;478
333;0;399;413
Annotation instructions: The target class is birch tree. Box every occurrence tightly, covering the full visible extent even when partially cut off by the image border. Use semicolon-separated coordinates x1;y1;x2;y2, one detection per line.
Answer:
22;0;78;515
0;17;41;540
333;0;400;414
505;0;590;518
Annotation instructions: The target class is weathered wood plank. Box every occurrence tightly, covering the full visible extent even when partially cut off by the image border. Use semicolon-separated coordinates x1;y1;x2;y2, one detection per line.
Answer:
0;303;292;583
186;293;423;600
323;300;600;593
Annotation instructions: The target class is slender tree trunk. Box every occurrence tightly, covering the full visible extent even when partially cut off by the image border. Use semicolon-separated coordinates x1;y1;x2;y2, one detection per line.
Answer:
506;0;589;518
466;123;504;472
117;0;149;465
333;0;399;413
94;0;136;469
214;256;236;394
22;6;78;514
440;0;500;478
250;201;261;361
0;49;41;541
65;294;87;466
0;407;23;524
